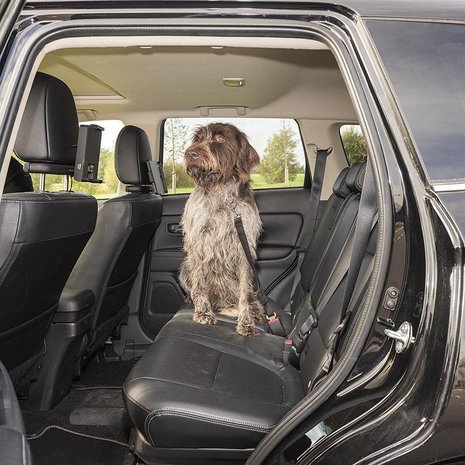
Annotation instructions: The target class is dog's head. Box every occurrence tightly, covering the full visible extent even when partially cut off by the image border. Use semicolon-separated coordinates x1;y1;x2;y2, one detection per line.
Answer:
184;123;259;188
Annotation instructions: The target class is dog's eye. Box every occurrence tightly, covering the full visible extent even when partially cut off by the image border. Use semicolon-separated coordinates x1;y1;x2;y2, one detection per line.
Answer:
214;135;225;143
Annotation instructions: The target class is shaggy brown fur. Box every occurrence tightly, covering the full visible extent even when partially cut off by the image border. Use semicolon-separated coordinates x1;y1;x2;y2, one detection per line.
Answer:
179;123;265;336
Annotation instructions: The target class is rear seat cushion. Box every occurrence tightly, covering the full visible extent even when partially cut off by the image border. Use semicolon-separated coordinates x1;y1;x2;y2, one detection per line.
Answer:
123;320;304;448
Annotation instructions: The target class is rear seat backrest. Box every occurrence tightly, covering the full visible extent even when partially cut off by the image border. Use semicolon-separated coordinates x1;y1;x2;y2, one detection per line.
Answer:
290;163;366;317
290;167;351;314
292;163;379;390
300;225;377;390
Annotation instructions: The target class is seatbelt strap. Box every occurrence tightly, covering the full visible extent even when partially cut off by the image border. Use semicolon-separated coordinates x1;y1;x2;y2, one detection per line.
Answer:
234;215;265;303
287;147;332;306
310;161;377;389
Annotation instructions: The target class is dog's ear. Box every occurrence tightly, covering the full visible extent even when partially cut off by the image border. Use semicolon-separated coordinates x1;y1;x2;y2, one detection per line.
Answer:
236;131;260;184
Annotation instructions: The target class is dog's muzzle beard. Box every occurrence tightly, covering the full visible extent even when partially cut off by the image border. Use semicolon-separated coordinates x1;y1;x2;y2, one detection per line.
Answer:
186;165;222;188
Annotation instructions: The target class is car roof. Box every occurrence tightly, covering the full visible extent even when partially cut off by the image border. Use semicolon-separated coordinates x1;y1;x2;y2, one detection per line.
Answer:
23;0;465;22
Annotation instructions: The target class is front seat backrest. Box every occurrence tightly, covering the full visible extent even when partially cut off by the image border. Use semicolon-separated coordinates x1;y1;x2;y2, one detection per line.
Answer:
65;125;162;356
0;72;97;390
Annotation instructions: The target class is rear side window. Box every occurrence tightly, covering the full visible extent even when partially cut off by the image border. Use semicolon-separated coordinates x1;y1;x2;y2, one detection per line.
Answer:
29;119;123;198
367;20;465;181
162;118;307;194
340;124;368;166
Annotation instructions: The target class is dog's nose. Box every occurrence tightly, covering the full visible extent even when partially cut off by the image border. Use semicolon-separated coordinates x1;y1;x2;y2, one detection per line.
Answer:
187;150;199;159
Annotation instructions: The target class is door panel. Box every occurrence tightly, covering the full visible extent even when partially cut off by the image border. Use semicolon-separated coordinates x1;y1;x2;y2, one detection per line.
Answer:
142;188;314;337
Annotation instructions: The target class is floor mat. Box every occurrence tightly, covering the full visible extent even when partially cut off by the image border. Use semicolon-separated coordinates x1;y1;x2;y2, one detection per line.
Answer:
69;389;129;429
74;359;137;388
21;360;136;465
28;427;128;465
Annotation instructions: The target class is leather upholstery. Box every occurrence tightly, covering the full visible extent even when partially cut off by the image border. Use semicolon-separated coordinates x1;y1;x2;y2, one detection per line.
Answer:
0;192;97;370
345;162;365;193
0;73;97;384
64;126;162;356
14;72;79;175
124;322;304;448
332;166;351;198
123;163;375;459
115;125;152;187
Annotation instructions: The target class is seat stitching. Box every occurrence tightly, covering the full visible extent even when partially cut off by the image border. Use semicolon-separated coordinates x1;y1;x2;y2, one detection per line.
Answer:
125;376;211;391
145;407;274;444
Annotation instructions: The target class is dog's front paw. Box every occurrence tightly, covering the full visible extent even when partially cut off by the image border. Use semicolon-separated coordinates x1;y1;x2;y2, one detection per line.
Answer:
193;311;217;325
236;322;257;337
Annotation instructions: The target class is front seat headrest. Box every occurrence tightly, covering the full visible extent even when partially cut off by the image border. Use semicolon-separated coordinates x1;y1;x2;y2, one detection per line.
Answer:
115;125;152;193
346;162;366;194
14;72;79;176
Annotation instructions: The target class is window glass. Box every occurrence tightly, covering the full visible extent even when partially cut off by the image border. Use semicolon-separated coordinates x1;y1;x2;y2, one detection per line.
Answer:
340;124;368;166
367;20;465;181
29;119;123;199
162;118;306;194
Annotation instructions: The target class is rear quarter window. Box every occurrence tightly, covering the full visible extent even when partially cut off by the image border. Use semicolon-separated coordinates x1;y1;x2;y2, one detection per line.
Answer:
340;124;368;166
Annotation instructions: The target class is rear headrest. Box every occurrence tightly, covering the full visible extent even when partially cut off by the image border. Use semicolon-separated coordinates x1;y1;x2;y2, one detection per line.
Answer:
345;162;366;194
14;72;78;175
115;125;152;192
332;167;351;198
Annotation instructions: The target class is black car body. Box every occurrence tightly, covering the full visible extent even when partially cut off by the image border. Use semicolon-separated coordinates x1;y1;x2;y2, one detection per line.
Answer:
0;1;464;465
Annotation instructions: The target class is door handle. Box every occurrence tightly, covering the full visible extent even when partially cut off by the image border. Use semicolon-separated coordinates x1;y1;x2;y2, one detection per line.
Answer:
167;223;183;235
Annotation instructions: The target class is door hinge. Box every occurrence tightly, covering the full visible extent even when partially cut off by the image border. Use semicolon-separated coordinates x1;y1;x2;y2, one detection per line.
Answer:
384;321;415;354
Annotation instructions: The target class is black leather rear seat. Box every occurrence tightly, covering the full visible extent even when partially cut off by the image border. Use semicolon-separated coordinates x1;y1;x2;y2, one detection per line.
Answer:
123;163;373;463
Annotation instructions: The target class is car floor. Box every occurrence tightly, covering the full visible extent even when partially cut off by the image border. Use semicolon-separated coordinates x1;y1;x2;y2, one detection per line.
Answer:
21;358;137;465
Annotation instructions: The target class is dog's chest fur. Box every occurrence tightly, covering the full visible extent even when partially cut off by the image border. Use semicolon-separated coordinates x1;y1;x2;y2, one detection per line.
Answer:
181;182;261;284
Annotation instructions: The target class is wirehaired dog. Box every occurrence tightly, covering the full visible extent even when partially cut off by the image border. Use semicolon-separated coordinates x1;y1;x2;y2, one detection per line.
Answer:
179;123;265;336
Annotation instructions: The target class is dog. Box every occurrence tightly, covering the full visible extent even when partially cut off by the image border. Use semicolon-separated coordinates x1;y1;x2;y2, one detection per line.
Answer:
179;123;265;336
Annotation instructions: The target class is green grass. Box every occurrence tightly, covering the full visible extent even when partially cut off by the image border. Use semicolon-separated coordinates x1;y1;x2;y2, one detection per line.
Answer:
37;172;306;198
164;172;305;195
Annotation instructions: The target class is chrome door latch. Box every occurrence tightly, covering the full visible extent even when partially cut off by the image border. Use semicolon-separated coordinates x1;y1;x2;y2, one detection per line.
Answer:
384;321;415;354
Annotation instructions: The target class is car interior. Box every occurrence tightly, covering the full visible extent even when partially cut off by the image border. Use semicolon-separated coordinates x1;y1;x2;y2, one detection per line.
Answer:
0;35;381;465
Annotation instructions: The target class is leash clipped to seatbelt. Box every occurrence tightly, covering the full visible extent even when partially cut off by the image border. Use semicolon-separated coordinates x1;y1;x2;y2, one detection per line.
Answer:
233;146;331;338
287;146;332;307
233;213;289;337
310;159;377;390
233;215;265;301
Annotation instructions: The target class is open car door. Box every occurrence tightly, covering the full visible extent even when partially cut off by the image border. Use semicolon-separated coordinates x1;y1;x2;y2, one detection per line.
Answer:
0;361;32;465
0;0;26;57
0;4;32;464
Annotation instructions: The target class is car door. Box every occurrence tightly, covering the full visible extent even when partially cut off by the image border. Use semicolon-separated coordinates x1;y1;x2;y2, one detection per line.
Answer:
140;117;315;337
0;362;32;465
0;3;34;464
0;0;27;188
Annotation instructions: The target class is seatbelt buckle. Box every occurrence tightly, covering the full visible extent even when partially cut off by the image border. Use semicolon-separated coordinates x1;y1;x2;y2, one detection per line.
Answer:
282;339;293;365
267;313;288;337
266;312;278;323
